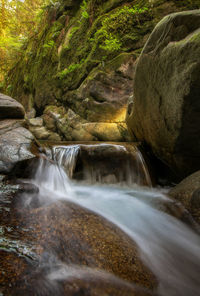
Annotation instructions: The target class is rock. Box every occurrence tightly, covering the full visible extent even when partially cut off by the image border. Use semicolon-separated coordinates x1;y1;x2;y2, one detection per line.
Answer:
43;105;65;132
48;132;62;141
169;170;200;224
0;174;5;182
0;93;25;119
71;126;96;141
26;108;36;119
64;53;136;124
82;122;127;142
71;143;151;186
1;195;156;295
126;10;200;179
8;1;200;142
29;126;51;140
28;117;43;127
0;120;36;174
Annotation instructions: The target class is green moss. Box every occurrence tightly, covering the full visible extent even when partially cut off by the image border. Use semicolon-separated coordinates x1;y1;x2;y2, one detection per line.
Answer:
190;31;200;43
58;63;83;79
7;0;200;110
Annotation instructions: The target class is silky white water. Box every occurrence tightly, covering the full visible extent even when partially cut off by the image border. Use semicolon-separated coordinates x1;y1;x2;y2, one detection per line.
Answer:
31;145;200;296
47;144;152;186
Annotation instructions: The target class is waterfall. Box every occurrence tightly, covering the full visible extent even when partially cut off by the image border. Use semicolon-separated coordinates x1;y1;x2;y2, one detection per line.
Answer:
28;143;200;296
52;145;80;179
44;143;152;187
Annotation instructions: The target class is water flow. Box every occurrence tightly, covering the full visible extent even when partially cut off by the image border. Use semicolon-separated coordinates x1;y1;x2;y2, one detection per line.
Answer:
32;146;200;296
33;156;74;200
52;145;80;178
48;143;152;186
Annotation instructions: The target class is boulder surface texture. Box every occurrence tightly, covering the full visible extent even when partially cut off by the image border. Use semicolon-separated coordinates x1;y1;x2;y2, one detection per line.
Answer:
0;93;35;174
0;93;25;119
126;10;200;179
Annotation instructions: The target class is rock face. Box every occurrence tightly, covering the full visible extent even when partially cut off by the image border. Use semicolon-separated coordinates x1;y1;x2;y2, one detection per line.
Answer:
126;10;200;178
0;93;25;119
7;0;199;141
0;93;37;174
169;170;200;224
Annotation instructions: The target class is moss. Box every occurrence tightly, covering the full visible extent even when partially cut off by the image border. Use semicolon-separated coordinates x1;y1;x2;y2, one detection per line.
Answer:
7;0;200;112
190;31;200;43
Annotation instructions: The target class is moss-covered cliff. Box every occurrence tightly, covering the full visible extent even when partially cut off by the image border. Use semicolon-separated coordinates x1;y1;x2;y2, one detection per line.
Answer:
7;0;200;141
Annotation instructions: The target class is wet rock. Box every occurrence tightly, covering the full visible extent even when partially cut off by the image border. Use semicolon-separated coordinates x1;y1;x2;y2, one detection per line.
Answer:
72;143;151;186
126;10;200;179
169;170;200;224
0;93;25;119
13;263;154;296
0;198;157;295
0;120;36;174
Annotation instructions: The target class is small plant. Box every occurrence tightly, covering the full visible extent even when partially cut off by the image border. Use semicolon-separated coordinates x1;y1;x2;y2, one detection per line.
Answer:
100;35;122;52
43;40;55;49
42;40;55;57
58;62;82;79
69;26;80;40
80;0;89;20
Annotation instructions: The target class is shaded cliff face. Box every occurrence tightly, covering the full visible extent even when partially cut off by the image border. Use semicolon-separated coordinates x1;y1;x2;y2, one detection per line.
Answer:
7;0;200;141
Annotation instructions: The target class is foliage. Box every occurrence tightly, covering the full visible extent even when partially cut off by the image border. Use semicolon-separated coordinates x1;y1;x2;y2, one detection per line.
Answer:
92;4;148;52
80;0;89;20
0;0;53;83
5;0;200;102
58;60;85;79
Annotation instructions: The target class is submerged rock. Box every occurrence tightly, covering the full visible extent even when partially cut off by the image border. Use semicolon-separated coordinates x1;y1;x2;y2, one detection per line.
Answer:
0;93;25;119
126;10;200;179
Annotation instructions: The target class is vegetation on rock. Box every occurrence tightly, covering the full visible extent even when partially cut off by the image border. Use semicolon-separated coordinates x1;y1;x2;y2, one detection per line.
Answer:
1;0;200;142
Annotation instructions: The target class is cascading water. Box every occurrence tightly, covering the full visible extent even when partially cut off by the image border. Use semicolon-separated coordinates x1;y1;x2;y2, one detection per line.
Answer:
45;143;152;186
52;145;80;179
25;143;200;296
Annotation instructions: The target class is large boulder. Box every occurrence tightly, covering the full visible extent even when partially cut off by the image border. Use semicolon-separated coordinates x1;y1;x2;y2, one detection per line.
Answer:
0;93;25;119
126;10;200;179
0;120;36;173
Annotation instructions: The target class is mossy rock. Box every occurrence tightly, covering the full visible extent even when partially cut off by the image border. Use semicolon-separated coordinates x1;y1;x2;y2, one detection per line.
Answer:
6;0;200;141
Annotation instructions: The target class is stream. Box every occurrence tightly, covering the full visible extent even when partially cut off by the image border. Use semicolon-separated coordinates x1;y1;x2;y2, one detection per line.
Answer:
1;143;200;295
